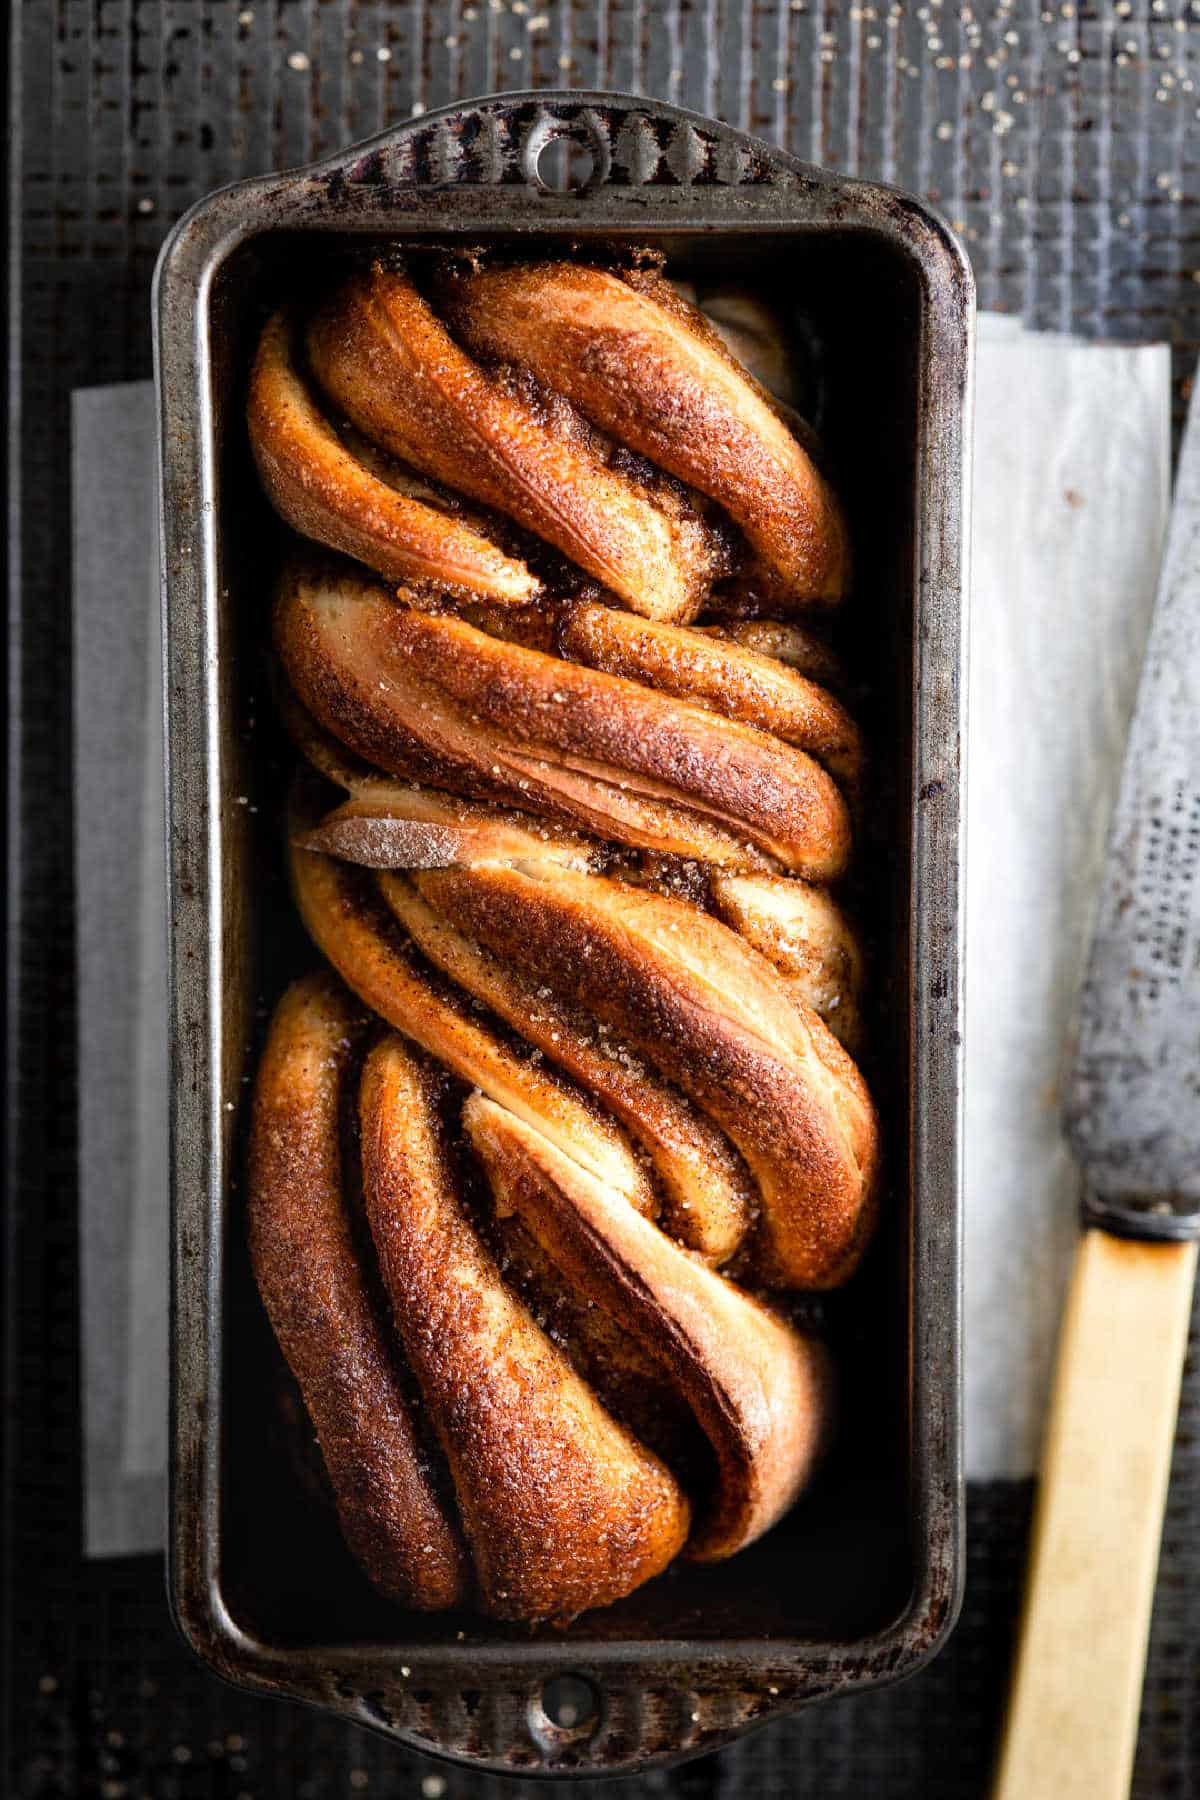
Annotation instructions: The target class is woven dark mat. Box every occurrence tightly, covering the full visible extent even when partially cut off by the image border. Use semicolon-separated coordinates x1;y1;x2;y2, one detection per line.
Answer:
6;4;1200;1795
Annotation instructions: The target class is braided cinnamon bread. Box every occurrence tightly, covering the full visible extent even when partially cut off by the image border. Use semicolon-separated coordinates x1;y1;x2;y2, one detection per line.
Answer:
246;256;878;1624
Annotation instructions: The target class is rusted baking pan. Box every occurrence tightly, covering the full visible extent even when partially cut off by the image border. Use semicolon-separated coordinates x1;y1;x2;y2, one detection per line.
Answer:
154;90;972;1777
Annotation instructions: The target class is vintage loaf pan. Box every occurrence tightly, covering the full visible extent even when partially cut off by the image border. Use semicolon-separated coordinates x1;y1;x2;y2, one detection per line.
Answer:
153;91;973;1777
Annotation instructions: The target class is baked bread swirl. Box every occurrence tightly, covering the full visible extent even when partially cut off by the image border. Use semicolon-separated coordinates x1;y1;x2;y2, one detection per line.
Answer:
710;873;866;1054
246;254;879;1623
440;261;848;604
247;974;470;1609
289;827;659;1226
413;862;877;1290
306;264;729;623
379;873;753;1263
558;603;863;792
275;560;851;878
461;1092;830;1562
248;311;540;604
358;1035;691;1622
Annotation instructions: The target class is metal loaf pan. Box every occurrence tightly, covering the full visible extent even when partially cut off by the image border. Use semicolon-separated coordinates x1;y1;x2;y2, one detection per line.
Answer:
154;91;972;1778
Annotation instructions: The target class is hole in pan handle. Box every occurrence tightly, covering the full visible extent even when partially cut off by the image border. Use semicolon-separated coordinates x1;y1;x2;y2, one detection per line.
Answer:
521;111;611;194
527;1673;603;1751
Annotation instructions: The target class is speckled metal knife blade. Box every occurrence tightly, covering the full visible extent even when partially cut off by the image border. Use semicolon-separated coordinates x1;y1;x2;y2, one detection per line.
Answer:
1066;369;1200;1220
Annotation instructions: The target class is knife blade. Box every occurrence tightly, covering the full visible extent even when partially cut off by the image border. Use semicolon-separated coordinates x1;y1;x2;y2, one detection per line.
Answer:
993;368;1200;1800
1066;373;1200;1225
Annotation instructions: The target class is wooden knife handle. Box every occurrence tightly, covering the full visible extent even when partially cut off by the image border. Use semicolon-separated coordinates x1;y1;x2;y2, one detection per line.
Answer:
992;1228;1198;1800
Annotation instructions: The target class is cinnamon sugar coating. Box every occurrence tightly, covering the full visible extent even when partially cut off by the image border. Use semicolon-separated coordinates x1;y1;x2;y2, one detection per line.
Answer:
245;255;878;1623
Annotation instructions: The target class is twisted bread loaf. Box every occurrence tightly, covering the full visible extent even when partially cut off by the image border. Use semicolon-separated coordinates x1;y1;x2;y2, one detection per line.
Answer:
246;256;878;1623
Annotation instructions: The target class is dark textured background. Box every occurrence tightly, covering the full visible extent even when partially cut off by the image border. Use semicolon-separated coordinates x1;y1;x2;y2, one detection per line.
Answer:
6;3;1200;1795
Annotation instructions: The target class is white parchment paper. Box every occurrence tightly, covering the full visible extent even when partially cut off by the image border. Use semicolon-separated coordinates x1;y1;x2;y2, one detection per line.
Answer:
964;318;1171;1477
71;323;1172;1555
73;382;168;1555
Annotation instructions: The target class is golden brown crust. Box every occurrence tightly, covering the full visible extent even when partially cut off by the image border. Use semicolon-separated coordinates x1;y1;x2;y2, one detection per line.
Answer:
246;974;470;1608
306;265;725;622
360;1036;690;1623
560;603;863;790
484;1212;706;1482
710;873;865;1054
457;600;562;653
381;872;753;1262
288;829;659;1221
279;668;618;878
246;257;884;1612
697;619;845;689
389;602;850;875
274;559;844;874
416;864;880;1289
443;261;848;604
296;785;601;873
465;1093;831;1559
247;312;538;604
275;558;766;868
